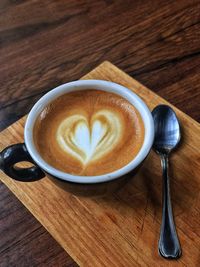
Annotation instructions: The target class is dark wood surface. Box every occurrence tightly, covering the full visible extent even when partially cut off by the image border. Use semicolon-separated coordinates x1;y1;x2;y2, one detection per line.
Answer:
0;0;200;266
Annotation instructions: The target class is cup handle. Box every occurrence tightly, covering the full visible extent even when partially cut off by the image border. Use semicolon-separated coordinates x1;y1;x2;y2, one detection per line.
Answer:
0;143;45;182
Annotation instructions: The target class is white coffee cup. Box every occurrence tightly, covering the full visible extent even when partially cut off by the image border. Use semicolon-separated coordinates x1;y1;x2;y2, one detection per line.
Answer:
0;80;154;195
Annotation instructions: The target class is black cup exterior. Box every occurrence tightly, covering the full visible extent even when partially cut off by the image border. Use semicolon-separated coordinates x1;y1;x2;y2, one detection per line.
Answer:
45;165;143;197
0;143;145;196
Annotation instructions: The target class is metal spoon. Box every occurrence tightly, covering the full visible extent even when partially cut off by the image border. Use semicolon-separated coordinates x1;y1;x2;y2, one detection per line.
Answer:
152;105;182;259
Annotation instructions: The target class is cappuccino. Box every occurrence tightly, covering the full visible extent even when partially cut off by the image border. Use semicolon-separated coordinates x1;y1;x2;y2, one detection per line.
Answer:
33;90;144;176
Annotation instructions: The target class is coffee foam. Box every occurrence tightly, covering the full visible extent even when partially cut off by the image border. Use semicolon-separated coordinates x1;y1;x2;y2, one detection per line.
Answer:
57;110;122;165
33;90;145;176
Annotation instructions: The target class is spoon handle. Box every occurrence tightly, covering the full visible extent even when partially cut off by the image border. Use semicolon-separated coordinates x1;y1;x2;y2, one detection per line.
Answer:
159;154;181;259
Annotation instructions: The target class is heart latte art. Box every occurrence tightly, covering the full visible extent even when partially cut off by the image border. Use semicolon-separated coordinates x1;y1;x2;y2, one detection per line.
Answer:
34;90;145;176
57;110;122;165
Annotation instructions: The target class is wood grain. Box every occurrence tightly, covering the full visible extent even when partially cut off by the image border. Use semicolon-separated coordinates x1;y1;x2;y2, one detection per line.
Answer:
0;184;78;267
0;61;200;267
0;0;200;131
0;1;200;266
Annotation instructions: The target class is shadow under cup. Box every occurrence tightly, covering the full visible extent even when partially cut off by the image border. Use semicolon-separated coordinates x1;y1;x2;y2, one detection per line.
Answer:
0;80;154;196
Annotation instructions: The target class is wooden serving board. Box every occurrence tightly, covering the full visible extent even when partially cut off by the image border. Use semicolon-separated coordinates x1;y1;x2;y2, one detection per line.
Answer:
0;62;200;267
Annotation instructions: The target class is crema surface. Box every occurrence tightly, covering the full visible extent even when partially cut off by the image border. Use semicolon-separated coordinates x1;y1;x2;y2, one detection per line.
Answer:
33;90;145;176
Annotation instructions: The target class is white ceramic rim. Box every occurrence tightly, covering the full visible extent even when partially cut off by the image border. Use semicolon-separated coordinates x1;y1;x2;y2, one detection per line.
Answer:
25;80;154;184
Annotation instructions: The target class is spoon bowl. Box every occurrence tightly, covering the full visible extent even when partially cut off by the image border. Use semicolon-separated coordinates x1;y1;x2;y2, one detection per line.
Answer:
152;105;181;154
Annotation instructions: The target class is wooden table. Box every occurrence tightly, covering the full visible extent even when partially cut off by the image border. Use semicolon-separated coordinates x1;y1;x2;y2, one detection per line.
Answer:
0;1;200;266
